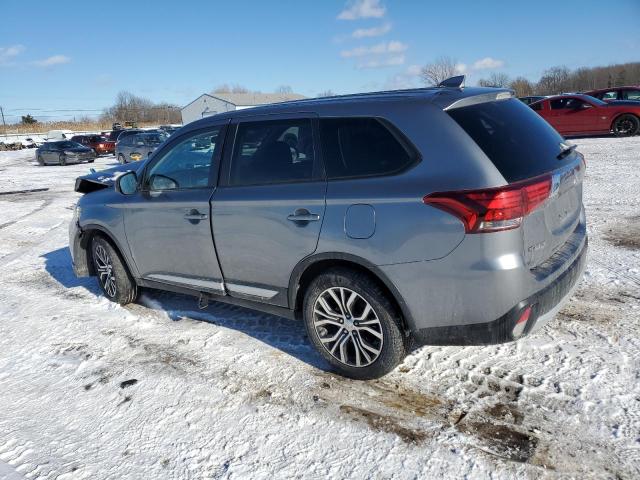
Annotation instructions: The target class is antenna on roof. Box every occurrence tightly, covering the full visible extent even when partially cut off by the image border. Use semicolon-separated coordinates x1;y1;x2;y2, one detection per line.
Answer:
438;75;465;89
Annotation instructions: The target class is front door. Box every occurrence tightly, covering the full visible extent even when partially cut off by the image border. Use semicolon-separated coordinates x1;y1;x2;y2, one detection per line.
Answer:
123;125;227;293
211;115;325;306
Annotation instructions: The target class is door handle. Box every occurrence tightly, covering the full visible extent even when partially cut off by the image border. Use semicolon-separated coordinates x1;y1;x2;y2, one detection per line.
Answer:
287;209;320;223
184;210;208;221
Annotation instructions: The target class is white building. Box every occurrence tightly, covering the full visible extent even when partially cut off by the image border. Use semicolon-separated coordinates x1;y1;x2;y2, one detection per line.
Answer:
181;92;306;124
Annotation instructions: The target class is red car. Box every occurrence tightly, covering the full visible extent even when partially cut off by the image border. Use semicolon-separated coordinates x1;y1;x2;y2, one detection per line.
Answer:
583;86;640;102
529;94;640;137
70;135;116;156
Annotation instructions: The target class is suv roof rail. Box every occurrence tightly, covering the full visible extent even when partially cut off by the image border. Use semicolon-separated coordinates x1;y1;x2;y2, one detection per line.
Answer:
438;75;465;89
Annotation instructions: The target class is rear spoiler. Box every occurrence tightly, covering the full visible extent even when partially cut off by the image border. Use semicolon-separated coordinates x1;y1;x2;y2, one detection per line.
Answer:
444;90;514;110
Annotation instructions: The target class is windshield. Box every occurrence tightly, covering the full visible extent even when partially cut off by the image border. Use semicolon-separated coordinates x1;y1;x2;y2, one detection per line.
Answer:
88;135;105;142
581;95;607;106
59;141;81;149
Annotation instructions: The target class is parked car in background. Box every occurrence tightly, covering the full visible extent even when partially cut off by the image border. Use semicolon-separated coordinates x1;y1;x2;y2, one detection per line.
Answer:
46;129;75;141
116;131;167;163
70;134;116;156
583;86;640;102
159;124;182;136
107;129;125;142
518;95;545;105
71;82;587;379
36;141;96;165
530;94;640;136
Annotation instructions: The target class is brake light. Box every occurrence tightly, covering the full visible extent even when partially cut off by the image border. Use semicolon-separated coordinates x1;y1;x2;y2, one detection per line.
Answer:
423;175;551;233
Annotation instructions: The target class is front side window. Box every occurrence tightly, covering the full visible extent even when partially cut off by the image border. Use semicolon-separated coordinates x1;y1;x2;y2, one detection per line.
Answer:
319;118;418;180
601;91;618;100
228;119;315;186
145;127;222;191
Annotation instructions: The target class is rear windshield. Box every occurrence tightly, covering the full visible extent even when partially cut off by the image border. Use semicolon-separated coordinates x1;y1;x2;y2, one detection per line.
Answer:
448;98;570;182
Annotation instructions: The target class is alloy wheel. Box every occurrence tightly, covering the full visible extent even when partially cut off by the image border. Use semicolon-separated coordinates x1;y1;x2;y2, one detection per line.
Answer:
94;244;117;297
313;287;383;367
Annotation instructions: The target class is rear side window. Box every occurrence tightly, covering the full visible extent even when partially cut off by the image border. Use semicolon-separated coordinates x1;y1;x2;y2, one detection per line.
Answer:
319;118;418;179
448;98;569;182
530;102;542;111
229;119;315;186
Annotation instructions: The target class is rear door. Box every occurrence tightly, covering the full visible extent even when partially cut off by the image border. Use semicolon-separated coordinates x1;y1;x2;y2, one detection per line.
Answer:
122;124;227;293
211;114;325;306
448;98;584;268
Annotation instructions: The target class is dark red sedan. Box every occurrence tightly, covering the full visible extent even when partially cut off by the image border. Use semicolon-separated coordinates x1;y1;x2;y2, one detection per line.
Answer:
583;86;640;102
529;94;640;137
70;135;116;156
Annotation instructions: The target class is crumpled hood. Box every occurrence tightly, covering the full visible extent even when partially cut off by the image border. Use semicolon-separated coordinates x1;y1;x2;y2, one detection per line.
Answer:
74;160;146;194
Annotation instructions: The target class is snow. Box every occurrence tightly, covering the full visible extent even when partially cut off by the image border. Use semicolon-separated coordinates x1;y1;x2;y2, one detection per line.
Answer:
0;137;639;479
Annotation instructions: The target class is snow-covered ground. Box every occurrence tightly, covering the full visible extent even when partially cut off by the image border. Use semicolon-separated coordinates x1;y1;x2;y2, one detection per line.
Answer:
0;138;638;479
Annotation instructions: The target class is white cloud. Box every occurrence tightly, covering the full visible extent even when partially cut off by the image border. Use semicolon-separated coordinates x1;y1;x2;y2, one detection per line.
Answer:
341;41;408;58
472;57;504;70
455;63;467;74
338;0;386;20
352;23;391;39
0;44;25;65
357;55;405;69
34;55;71;67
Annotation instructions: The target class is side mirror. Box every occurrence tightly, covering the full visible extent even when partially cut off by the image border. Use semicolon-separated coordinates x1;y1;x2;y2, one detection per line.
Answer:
115;171;138;195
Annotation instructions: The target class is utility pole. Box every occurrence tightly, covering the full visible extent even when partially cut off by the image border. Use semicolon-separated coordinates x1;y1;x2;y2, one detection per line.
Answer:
0;106;7;137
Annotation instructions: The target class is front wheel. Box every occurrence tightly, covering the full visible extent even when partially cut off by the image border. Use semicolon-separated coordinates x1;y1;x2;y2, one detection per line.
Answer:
58;154;66;166
91;236;138;305
303;268;407;379
612;114;639;137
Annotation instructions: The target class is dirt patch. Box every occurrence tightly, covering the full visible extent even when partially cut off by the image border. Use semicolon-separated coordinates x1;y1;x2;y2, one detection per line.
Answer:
484;403;524;425
604;219;640;250
340;405;427;444
458;422;538;463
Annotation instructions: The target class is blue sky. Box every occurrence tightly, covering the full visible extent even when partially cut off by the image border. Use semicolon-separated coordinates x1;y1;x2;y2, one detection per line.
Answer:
1;0;638;121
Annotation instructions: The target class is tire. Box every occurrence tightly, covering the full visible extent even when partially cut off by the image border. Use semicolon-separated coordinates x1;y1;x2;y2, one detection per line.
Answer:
118;154;126;164
58;154;66;166
88;159;95;163
612;114;639;137
37;154;44;166
90;235;138;305
303;268;407;379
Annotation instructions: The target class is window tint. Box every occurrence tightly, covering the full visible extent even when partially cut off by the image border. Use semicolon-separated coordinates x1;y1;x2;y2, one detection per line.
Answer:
530;102;543;111
622;89;640;101
601;91;618;100
146;128;221;191
448;98;570;182
319;118;417;179
229;119;314;186
550;97;585;109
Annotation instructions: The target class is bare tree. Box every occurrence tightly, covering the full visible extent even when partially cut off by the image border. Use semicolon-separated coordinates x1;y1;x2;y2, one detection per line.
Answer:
317;90;336;98
536;66;571;95
102;91;180;124
478;72;510;88
509;77;534;96
213;84;250;94
420;56;459;86
276;85;293;94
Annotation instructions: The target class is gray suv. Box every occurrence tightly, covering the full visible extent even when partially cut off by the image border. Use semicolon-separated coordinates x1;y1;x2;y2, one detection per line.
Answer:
116;131;167;164
69;80;587;379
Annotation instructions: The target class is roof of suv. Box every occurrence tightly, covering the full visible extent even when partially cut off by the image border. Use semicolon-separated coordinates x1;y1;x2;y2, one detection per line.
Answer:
186;86;512;129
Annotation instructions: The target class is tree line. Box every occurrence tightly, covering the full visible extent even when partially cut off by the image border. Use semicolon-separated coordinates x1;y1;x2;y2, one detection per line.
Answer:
421;57;640;97
102;91;181;124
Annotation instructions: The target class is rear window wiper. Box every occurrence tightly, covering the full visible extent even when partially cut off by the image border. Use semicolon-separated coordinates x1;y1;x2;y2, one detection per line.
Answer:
557;144;577;160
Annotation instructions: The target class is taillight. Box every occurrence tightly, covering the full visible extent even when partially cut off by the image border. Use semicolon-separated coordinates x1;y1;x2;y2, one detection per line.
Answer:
423;175;551;233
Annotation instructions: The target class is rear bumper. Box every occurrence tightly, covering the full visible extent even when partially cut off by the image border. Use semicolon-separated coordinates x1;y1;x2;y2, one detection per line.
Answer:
411;238;587;347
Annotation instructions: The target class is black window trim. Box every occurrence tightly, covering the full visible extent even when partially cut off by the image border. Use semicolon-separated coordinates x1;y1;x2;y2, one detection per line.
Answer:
318;115;421;182
219;113;322;188
139;122;228;193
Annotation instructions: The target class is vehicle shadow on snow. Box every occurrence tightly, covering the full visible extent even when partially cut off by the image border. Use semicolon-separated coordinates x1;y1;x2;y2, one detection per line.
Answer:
42;247;327;370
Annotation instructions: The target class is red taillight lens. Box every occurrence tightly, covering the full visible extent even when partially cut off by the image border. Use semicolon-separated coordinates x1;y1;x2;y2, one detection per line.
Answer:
423;175;551;233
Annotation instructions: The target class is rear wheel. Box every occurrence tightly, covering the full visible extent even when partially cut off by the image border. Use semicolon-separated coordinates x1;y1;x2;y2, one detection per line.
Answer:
58;154;66;166
91;235;138;305
612;114;639;137
303;268;407;379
